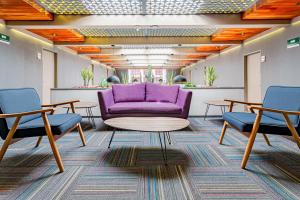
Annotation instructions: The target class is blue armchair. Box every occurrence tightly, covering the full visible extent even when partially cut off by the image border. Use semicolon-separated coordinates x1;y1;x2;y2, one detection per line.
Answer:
0;88;86;173
219;86;300;169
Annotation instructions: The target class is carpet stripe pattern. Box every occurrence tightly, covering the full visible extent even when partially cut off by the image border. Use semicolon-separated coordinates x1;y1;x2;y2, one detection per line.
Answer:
0;118;299;199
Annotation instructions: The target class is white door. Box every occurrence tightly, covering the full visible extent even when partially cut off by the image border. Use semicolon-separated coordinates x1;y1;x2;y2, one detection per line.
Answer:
246;52;262;103
42;50;55;104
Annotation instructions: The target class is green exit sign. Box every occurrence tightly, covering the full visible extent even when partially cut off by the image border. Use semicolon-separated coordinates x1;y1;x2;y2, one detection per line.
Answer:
0;33;10;44
287;37;299;49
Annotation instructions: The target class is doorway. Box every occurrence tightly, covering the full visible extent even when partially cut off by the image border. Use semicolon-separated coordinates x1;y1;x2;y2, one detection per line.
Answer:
245;52;262;103
42;49;56;104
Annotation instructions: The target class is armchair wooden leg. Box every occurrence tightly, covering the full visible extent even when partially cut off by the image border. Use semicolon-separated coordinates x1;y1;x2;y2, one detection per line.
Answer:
35;136;43;148
42;113;64;173
76;123;86;146
283;113;300;149
241;111;262;169
219;122;228;144
262;134;271;146
0;117;21;161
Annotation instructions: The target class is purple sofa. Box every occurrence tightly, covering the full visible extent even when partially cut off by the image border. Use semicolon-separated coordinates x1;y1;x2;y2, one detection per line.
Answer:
98;83;192;120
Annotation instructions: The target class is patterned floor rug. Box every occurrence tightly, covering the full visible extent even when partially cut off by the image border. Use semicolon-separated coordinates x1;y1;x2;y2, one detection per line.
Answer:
0;118;299;200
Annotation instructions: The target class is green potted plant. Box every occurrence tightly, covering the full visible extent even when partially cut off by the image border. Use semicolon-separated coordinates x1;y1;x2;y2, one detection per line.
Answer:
205;66;217;87
166;70;174;85
184;82;196;88
120;71;129;84
99;78;108;88
145;65;154;83
81;67;94;87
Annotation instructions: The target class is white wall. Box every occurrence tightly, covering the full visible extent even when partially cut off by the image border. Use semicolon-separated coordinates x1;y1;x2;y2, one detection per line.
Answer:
94;63;108;85
0;24;110;94
0;25;48;95
56;50;92;88
184;22;300;95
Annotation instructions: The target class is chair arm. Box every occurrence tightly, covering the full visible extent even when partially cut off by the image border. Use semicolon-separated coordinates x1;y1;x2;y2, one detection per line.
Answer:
98;89;115;115
42;100;80;107
0;109;54;118
225;99;263;106
176;89;192;119
249;106;300;116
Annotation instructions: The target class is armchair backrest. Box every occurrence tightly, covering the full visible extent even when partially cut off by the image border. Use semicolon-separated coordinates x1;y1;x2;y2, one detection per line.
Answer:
0;88;42;129
262;86;300;125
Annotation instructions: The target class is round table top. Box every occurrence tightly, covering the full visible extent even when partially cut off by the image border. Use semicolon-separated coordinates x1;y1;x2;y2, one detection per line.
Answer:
104;117;190;132
62;101;98;108
204;100;231;106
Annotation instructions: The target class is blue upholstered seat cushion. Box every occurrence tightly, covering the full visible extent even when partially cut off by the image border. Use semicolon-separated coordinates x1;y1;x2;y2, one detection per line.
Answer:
8;114;82;139
223;112;295;135
262;86;300;125
0;88;42;128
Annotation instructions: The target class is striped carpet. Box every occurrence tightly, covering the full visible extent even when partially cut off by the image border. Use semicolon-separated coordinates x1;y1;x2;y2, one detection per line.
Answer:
0;118;300;200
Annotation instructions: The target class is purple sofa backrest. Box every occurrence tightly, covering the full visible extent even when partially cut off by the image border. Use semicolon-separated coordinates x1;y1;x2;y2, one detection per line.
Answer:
146;83;179;103
112;83;146;103
112;83;180;103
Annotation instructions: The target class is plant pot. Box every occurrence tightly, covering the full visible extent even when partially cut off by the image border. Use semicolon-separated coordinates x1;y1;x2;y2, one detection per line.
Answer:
83;79;89;87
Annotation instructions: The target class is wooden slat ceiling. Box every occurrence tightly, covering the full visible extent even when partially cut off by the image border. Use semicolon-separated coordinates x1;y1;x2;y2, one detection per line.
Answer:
186;54;208;59
98;59;114;63
89;55;110;59
27;29;85;42
211;28;269;42
243;0;300;19
195;45;230;52
68;46;101;53
0;0;53;20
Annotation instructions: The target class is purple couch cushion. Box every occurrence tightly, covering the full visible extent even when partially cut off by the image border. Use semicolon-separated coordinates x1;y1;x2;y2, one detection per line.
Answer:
112;83;145;103
108;102;182;114
146;83;179;103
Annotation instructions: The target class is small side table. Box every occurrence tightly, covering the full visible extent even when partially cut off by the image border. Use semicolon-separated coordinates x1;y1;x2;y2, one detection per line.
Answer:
63;102;98;128
203;100;231;120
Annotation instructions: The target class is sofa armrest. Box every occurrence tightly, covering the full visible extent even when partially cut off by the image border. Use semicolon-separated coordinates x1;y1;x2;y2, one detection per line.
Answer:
176;89;193;119
98;89;115;116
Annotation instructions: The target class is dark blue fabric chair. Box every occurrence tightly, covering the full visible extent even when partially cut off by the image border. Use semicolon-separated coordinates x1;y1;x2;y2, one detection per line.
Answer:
219;86;300;169
0;88;86;173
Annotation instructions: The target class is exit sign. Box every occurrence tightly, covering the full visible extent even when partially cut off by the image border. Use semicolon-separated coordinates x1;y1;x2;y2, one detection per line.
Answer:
0;33;10;44
287;37;299;49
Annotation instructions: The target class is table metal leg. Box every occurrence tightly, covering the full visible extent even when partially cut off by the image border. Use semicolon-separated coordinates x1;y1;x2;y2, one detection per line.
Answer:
66;108;70;114
163;132;168;162
166;131;171;145
108;129;116;149
158;132;168;165
204;104;210;120
220;106;225;115
85;108;91;124
89;108;96;128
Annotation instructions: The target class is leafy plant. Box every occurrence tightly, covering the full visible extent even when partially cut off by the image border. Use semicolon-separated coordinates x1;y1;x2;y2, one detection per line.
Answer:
99;78;108;88
205;66;217;86
145;65;154;83
166;70;174;85
81;67;94;86
120;72;129;84
184;82;196;88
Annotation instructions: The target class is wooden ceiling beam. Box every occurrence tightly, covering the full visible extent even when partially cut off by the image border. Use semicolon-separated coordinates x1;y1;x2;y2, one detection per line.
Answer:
211;28;269;41
243;0;300;19
27;29;84;42
0;0;53;20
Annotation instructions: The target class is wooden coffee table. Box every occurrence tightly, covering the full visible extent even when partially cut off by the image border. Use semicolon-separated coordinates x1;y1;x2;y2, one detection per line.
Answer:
104;117;190;165
203;100;232;120
63;102;98;128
